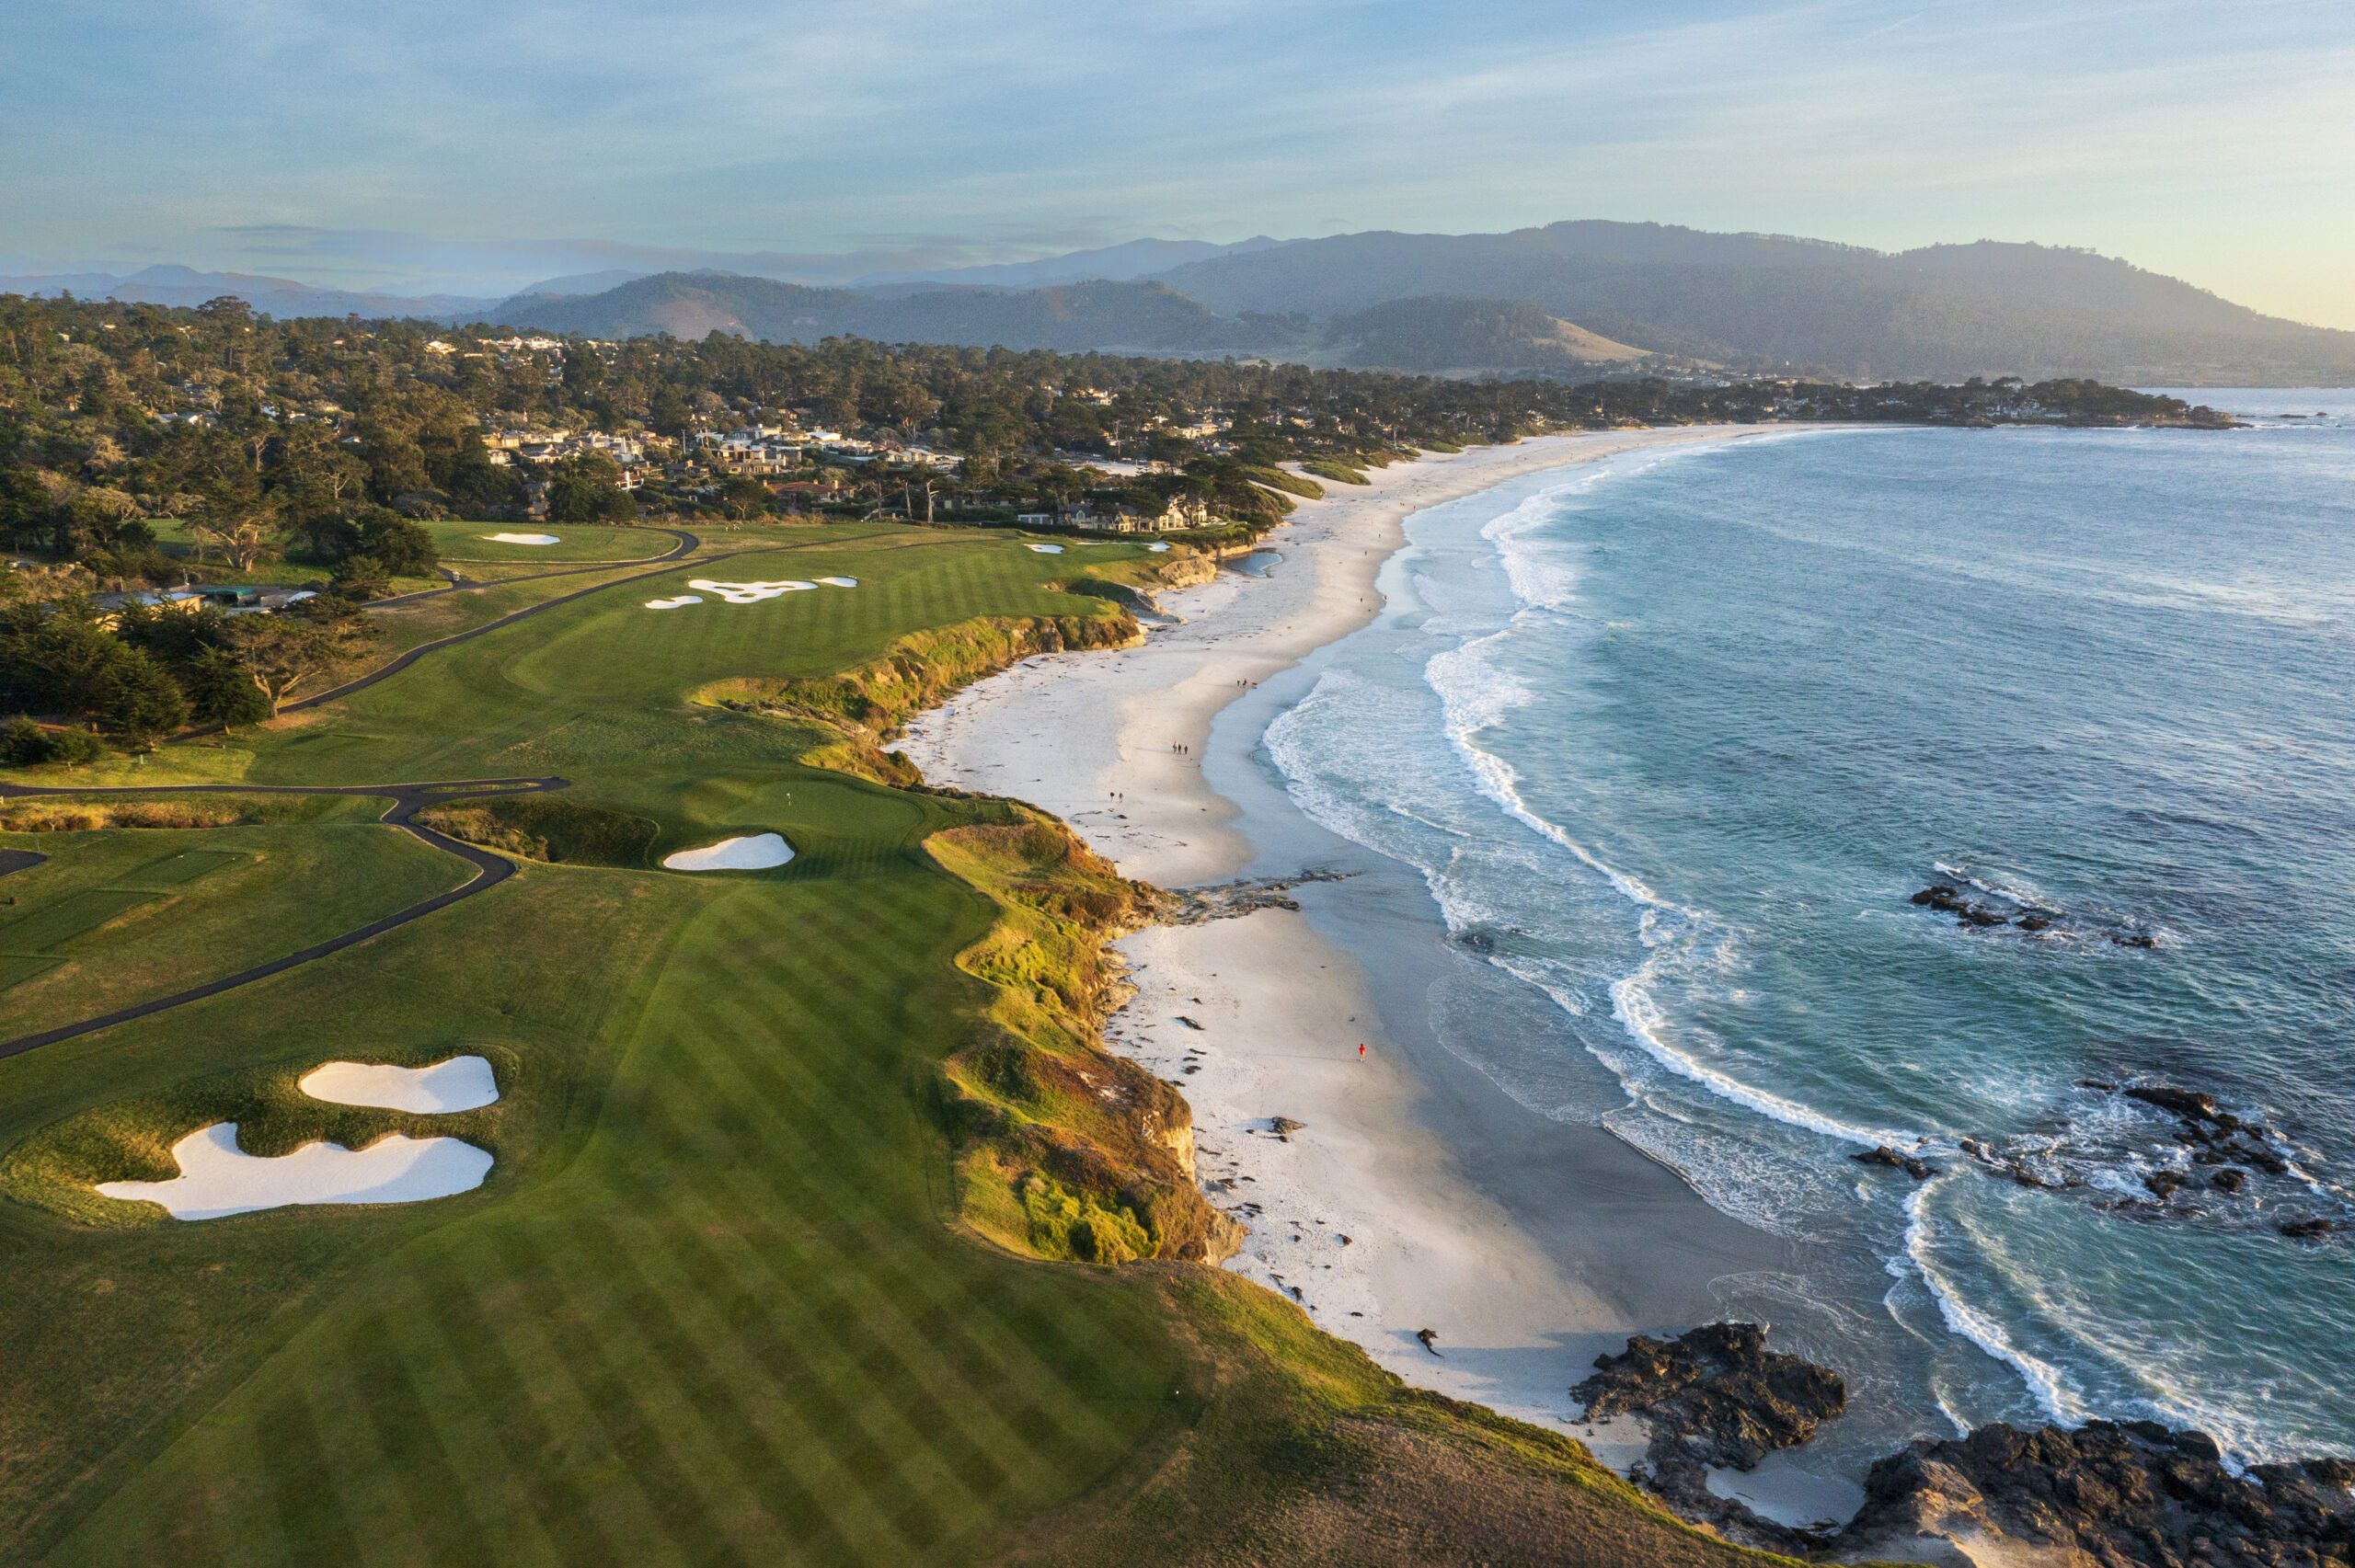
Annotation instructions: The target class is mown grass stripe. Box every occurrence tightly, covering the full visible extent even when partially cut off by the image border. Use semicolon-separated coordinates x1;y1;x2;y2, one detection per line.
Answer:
340;1306;507;1568
407;1246;635;1566
615;1059;1021;1540
254;1383;369;1565
497;1228;760;1568
651;1001;1134;1479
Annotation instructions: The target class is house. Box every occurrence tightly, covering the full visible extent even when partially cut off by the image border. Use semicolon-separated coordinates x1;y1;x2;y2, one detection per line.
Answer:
194;585;318;615
1080;496;1215;532
90;588;205;628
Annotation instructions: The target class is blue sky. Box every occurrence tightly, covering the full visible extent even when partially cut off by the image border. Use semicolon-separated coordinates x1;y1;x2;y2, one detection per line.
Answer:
5;0;2352;324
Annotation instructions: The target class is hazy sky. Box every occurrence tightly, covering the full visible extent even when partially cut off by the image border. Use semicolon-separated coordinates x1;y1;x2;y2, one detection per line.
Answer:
6;0;2352;323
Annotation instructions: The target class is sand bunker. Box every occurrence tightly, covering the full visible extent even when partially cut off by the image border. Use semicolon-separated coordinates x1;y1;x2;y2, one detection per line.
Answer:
97;1122;491;1220
662;832;794;871
300;1056;499;1114
1026;544;1065;554
1147;543;1171;552
688;578;817;603
484;532;561;544
817;576;859;588
646;594;704;609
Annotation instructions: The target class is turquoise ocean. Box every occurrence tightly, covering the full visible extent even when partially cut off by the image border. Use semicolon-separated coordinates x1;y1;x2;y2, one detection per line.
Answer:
1262;393;2355;1466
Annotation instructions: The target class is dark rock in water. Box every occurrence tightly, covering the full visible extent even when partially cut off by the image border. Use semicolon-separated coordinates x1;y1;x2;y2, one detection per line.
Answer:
1574;1322;1847;1551
2016;912;2054;932
2211;1167;2248;1194
1912;885;1966;910
1957;904;2008;927
2281;1217;2339;1241
2143;1169;2188;1201
1853;1145;1937;1180
1835;1420;2355;1568
2126;1084;2220;1121
2113;931;2160;949
2076;1078;2119;1093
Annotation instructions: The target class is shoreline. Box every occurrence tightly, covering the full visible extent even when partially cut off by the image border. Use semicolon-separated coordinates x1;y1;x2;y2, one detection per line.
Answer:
900;429;1855;1506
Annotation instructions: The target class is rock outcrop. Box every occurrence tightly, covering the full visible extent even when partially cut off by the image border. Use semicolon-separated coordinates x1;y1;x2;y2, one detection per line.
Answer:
1573;1322;1846;1548
1838;1420;2355;1568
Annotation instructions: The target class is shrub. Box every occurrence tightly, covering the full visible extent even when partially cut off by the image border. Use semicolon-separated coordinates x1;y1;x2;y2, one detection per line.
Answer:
0;717;110;770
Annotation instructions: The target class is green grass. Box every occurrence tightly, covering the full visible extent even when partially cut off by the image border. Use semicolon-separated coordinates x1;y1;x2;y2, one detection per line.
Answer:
0;525;1190;1564
0;956;61;990
1298;459;1370;486
0;888;162;951
0;821;467;1039
0;521;1791;1567
419;521;675;564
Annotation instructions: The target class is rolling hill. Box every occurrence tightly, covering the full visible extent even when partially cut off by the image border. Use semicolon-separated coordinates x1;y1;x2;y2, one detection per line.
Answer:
27;221;2352;383
495;273;1271;353
1148;222;2355;383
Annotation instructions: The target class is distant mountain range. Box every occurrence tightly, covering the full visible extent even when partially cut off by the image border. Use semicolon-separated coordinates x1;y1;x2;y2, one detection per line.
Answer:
0;264;500;323
14;223;2355;384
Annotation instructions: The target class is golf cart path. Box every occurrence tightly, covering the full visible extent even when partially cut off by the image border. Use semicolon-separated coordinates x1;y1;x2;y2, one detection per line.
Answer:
0;777;567;1059
295;528;706;710
367;525;700;608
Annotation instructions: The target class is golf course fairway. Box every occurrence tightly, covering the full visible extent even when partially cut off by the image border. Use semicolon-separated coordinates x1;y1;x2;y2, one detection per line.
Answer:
0;522;1772;1567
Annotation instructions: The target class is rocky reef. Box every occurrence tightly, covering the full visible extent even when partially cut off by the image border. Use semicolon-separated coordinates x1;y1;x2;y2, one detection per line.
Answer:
1910;881;2157;946
1575;1324;2355;1566
1955;1079;2346;1241
1841;1420;2355;1568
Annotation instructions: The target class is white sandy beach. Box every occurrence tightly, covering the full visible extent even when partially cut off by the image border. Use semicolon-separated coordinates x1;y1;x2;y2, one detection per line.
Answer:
901;429;1832;1476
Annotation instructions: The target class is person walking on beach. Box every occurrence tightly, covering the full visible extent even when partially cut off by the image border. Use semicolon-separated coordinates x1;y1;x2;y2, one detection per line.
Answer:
1358;1043;1366;1060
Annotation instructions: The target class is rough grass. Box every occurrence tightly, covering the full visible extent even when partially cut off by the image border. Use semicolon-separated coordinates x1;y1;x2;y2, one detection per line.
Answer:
414;795;659;868
925;812;1234;1269
998;1269;1815;1567
1301;459;1372;486
702;611;1141;741
0;800;243;832
1239;464;1326;499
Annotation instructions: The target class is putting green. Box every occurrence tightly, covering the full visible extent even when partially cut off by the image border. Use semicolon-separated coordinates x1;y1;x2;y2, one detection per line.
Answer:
420;521;676;564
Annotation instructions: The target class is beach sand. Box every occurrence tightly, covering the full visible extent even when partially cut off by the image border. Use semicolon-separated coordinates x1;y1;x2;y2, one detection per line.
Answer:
901;431;1852;1513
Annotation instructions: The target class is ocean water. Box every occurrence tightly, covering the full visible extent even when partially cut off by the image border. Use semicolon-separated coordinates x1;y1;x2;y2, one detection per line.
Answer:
1264;394;2355;1466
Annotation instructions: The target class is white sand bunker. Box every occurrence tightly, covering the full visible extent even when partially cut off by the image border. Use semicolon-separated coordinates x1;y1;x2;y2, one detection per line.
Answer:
1147;543;1171;552
663;831;794;871
688;578;817;603
1026;543;1064;554
98;1122;491;1220
300;1056;499;1114
646;594;704;610
817;576;859;588
484;532;561;544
